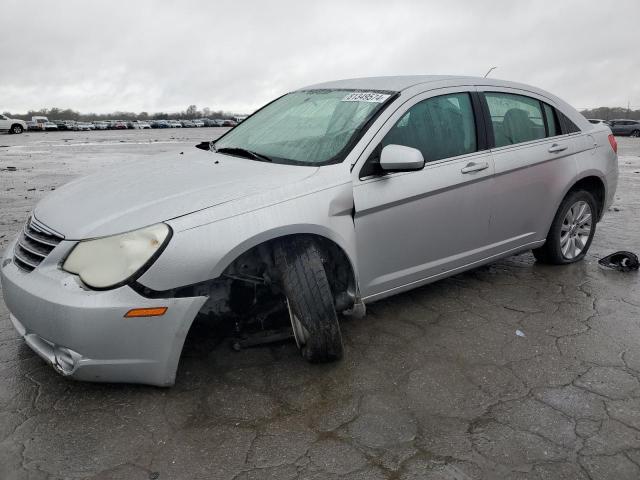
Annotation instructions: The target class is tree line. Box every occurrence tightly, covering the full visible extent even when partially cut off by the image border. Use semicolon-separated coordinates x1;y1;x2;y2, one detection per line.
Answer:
579;107;640;121
4;104;640;122
1;105;244;121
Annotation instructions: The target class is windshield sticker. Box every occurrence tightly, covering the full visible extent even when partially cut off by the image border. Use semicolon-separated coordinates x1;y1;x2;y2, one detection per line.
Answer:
342;92;391;103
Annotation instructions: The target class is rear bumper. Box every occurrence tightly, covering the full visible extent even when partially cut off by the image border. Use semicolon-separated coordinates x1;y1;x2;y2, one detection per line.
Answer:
603;159;619;213
1;240;207;386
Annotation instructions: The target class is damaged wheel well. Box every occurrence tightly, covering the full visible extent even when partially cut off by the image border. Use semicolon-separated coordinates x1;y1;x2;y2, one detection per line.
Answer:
220;234;357;314
132;233;357;317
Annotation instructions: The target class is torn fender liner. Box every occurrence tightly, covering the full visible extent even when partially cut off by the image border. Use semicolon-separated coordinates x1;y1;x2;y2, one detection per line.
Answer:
598;251;640;272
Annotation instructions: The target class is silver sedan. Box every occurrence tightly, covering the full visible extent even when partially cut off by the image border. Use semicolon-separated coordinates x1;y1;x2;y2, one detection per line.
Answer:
0;76;618;386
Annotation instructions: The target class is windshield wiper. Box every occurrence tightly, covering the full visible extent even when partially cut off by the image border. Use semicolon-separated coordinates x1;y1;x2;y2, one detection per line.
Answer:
216;147;272;162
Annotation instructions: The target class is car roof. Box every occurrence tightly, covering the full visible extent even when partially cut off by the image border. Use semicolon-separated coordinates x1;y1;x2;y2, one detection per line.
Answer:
298;75;550;95
298;74;591;131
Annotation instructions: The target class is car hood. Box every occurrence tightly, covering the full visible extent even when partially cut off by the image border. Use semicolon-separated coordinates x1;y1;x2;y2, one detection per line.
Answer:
34;149;319;239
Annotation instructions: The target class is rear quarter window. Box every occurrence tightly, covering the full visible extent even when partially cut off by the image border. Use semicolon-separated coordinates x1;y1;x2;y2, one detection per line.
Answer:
557;110;581;134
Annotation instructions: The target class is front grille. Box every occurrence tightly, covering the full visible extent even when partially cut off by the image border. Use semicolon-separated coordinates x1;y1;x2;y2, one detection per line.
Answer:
13;217;64;272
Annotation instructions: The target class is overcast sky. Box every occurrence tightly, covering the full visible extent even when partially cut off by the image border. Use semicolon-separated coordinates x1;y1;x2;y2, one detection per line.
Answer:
2;0;639;114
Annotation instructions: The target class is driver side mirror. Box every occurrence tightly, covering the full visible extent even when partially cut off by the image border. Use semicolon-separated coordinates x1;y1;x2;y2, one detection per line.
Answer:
380;144;425;172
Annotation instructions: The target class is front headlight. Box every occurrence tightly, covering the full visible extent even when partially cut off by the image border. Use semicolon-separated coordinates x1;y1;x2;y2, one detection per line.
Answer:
63;223;171;289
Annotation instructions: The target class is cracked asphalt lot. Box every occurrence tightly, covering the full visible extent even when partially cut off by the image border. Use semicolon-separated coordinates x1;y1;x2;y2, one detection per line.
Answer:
1;130;639;480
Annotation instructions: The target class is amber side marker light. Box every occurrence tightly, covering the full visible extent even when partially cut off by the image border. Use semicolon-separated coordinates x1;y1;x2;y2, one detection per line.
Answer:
124;307;168;318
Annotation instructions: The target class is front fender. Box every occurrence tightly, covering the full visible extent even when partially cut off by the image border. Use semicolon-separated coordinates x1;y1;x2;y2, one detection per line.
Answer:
137;182;357;292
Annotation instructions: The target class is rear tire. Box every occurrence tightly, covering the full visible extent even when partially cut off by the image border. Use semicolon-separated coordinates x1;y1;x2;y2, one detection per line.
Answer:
631;130;640;138
533;190;597;265
275;238;343;363
10;124;23;134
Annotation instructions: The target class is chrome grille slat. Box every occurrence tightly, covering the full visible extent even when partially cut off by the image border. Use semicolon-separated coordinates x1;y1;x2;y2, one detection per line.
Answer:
13;248;40;269
13;217;64;272
29;216;60;232
23;224;60;247
13;255;35;271
17;235;48;258
20;229;56;254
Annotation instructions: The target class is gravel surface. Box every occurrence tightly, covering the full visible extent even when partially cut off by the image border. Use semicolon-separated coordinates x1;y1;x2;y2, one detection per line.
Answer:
1;130;640;480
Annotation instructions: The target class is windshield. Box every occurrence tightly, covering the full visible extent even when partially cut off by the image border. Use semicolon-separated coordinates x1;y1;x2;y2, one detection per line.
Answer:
214;89;394;165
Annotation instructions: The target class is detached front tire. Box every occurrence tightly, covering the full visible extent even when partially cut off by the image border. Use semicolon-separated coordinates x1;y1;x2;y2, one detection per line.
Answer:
533;189;597;265
275;238;343;363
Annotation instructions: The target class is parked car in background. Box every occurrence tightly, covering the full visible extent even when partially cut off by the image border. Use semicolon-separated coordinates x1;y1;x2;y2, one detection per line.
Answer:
222;119;237;127
131;121;151;129
53;120;76;131
193;120;204;127
112;121;127;130
151;120;170;128
168;120;182;128
212;119;225;126
587;119;609;126
0;76;618;386
608;119;640;137
0;114;27;134
76;122;94;131
180;120;195;128
93;121;109;130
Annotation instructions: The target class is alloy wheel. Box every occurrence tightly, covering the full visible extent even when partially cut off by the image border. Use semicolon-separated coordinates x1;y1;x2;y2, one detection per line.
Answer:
560;200;592;259
286;298;308;348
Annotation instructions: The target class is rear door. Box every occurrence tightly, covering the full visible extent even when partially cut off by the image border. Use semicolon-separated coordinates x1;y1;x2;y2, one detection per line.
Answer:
477;89;586;252
352;88;495;300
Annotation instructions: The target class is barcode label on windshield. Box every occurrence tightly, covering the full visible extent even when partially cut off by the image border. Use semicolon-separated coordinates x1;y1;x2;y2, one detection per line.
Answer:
342;92;390;103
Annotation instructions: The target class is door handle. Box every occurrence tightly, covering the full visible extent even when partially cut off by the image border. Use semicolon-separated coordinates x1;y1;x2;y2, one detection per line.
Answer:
460;161;489;174
548;143;568;153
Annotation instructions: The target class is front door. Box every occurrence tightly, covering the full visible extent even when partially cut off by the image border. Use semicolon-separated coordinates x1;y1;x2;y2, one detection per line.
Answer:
353;89;495;300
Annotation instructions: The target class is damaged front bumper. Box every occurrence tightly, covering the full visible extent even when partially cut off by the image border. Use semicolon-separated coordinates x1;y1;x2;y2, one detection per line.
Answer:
1;240;207;386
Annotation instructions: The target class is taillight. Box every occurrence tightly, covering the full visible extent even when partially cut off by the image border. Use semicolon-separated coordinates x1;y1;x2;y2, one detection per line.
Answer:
608;134;617;154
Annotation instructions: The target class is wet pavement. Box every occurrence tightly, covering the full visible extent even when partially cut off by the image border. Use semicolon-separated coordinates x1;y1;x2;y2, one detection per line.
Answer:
1;130;639;480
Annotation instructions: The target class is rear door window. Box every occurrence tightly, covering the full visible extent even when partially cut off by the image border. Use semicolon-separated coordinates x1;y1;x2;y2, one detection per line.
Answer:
381;92;477;163
484;92;546;147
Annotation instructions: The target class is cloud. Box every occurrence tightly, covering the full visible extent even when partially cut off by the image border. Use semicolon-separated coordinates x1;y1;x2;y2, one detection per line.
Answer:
1;0;639;113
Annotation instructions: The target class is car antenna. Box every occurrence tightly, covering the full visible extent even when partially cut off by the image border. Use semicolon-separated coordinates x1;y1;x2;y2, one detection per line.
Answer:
484;66;497;78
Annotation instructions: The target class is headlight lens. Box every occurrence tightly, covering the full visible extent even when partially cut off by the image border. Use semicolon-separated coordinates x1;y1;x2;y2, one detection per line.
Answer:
63;223;171;289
